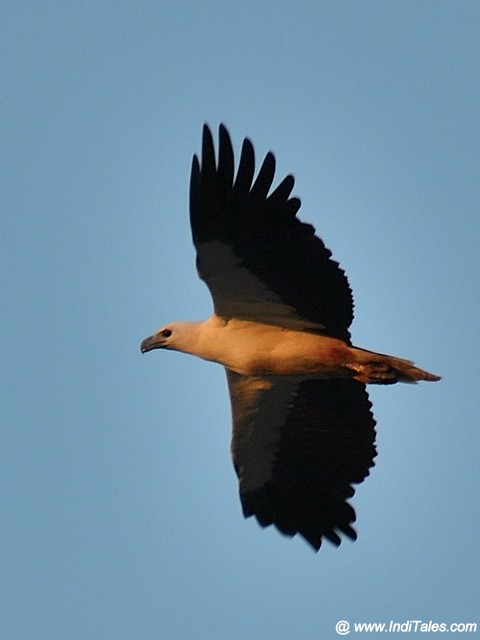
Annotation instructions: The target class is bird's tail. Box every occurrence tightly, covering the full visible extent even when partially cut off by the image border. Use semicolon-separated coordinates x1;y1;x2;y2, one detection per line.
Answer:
350;347;441;385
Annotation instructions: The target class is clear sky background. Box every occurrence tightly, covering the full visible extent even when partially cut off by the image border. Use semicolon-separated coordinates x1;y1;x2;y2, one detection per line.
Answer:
2;2;479;639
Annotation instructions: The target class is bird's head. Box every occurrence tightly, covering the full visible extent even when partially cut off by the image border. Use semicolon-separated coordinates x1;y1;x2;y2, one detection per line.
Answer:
140;325;176;353
140;321;200;354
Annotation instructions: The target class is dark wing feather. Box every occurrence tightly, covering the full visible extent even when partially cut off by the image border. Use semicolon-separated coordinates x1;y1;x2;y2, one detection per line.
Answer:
228;372;376;550
190;124;354;342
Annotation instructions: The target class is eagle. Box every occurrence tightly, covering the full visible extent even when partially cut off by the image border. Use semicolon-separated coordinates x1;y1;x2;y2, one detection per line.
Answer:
141;124;440;550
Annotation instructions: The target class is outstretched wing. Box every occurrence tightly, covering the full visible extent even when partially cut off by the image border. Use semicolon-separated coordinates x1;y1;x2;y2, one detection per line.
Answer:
227;371;376;550
190;124;354;342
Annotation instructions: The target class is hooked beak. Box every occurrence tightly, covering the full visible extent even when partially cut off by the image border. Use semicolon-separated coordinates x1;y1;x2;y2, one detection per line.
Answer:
140;333;167;354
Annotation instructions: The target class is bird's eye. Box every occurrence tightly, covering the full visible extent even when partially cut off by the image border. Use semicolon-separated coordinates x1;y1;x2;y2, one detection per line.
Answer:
161;328;172;338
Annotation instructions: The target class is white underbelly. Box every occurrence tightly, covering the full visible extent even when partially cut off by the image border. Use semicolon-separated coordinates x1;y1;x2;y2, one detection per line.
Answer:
201;318;352;377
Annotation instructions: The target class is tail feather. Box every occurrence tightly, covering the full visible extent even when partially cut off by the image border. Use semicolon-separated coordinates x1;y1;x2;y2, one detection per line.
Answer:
385;356;441;384
351;348;441;385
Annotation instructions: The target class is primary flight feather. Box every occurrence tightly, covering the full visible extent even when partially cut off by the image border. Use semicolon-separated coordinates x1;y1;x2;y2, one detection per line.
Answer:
141;124;440;551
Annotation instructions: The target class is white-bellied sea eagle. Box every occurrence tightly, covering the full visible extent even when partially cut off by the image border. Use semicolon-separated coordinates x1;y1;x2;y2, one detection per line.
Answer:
141;125;440;551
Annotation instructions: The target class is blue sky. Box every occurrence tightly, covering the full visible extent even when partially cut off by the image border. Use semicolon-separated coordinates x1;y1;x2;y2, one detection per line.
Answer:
2;2;479;638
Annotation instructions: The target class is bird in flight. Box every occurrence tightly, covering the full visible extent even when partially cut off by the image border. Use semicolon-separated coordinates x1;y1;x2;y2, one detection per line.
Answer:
141;124;440;551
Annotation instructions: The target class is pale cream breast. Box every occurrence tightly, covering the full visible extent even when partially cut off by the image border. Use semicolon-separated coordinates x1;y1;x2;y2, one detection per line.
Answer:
196;315;352;376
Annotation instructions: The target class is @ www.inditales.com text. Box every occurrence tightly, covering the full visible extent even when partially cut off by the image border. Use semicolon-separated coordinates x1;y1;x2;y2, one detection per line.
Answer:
335;619;477;635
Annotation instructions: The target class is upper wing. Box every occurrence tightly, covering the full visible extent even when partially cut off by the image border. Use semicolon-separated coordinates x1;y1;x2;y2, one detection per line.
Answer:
190;124;354;342
227;370;376;550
